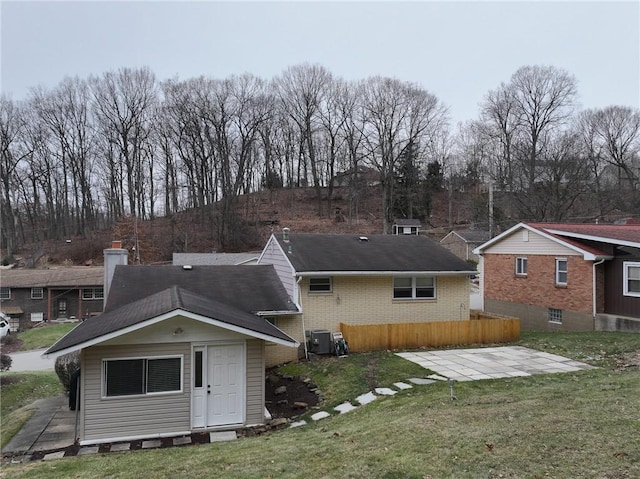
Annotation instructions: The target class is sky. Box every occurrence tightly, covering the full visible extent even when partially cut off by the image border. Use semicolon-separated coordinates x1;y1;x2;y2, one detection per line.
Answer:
1;0;639;125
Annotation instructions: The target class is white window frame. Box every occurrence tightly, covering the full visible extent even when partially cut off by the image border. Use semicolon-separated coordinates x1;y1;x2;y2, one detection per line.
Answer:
515;257;528;276
0;287;10;300
82;288;104;300
102;355;184;399
309;277;332;293
31;287;44;299
555;258;568;285
548;308;563;324
623;261;640;297
393;276;436;300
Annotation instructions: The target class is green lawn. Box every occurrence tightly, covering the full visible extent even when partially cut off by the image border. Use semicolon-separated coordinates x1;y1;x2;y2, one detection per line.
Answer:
1;332;639;478
16;322;77;351
0;371;63;449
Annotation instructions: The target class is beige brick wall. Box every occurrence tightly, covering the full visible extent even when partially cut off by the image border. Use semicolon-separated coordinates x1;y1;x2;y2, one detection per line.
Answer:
264;275;471;366
301;275;470;332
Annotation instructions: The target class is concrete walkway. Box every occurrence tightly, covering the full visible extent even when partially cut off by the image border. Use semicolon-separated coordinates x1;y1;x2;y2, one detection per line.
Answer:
396;345;596;381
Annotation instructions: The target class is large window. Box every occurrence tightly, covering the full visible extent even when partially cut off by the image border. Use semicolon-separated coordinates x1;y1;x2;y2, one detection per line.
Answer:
555;259;568;285
393;277;436;299
623;262;640;297
515;257;528;276
82;288;104;300
103;356;182;397
0;287;10;300
31;287;44;299
309;277;332;293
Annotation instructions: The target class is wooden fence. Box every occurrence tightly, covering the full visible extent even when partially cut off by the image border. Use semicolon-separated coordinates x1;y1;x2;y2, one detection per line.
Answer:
340;318;520;353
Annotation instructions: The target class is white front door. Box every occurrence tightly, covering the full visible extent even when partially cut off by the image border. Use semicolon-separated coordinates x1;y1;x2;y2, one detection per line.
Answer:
192;343;245;428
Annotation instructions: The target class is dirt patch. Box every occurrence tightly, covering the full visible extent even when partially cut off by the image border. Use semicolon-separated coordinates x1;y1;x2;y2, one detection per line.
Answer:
265;372;321;419
613;350;640;372
0;336;23;355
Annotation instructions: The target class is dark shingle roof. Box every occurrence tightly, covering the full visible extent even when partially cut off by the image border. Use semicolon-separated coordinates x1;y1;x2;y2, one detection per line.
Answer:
105;265;297;313
452;230;491;243
46;286;296;355
0;267;103;288
394;218;422;227
275;234;475;273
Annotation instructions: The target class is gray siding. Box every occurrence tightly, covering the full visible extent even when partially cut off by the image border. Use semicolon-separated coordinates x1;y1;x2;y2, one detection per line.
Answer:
245;339;265;425
82;342;191;443
259;236;296;300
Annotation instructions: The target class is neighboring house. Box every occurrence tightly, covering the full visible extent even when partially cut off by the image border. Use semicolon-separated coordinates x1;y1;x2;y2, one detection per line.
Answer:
172;252;259;266
332;165;381;188
474;222;640;332
392;219;422;235
258;228;476;364
0;267;104;330
44;246;299;446
440;229;490;263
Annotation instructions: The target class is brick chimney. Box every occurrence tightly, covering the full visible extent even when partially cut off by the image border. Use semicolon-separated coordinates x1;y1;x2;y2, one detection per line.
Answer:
103;240;128;310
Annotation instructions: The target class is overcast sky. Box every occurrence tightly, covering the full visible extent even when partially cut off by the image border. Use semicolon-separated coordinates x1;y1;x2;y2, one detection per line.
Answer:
1;1;638;125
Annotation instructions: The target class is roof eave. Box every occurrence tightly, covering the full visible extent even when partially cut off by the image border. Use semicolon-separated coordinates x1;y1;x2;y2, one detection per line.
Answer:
295;270;476;276
43;309;299;359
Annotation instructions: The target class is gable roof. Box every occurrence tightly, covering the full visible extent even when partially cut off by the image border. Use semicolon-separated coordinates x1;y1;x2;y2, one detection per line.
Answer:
393;218;422;227
172;252;259;266
271;233;475;274
106;265;298;314
474;223;619;260
530;223;640;249
0;267;104;288
45;286;298;356
442;229;490;244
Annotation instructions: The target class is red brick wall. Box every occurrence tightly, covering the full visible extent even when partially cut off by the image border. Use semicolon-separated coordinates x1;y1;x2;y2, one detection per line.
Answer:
484;254;593;315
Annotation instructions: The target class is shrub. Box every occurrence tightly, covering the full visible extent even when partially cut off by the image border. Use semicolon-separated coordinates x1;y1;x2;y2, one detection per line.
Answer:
0;353;12;371
55;351;80;393
1;334;18;347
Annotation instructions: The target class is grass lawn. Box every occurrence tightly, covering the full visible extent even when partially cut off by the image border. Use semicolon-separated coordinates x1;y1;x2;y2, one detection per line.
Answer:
15;322;77;351
0;371;63;450
1;332;639;478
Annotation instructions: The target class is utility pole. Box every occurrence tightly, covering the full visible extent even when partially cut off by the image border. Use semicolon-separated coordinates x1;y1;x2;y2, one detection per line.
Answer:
488;182;494;238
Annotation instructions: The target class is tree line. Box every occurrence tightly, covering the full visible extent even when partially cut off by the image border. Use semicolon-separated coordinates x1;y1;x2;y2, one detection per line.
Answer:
1;64;639;256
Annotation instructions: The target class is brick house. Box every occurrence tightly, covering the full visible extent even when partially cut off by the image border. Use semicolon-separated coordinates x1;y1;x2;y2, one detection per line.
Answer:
258;229;476;364
0;267;104;331
474;222;640;332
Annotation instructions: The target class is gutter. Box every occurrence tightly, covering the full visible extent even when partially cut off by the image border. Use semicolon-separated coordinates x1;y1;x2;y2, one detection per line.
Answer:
295;270;477;277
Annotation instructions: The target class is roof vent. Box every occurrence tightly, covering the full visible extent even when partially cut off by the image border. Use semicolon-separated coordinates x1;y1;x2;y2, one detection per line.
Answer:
182;265;193;270
282;227;290;243
359;236;369;242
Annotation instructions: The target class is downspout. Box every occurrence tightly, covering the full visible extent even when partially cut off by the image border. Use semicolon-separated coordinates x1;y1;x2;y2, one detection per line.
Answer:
297;276;308;360
592;258;605;326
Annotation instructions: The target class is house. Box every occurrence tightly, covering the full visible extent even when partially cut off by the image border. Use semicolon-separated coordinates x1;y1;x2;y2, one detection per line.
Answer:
172;252;260;266
474;222;640;332
392;219;422;235
258;228;477;364
332;165;381;188
44;244;299;446
0;267;104;331
440;229;490;263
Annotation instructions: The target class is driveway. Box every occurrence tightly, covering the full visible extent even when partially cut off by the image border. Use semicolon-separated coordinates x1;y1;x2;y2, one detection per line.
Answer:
8;348;55;372
397;346;595;381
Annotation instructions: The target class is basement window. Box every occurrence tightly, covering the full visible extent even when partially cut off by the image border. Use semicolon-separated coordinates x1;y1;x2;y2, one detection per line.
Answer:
103;356;183;398
623;262;640;297
548;308;563;324
309;277;332;293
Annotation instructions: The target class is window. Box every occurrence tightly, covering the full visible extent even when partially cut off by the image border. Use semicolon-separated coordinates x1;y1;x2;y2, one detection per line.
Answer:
0;287;10;300
103;356;182;397
393;276;436;299
31;287;44;299
515;257;528;276
555;259;568;285
548;308;563;324
82;288;104;300
623;262;640;297
309;277;332;293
